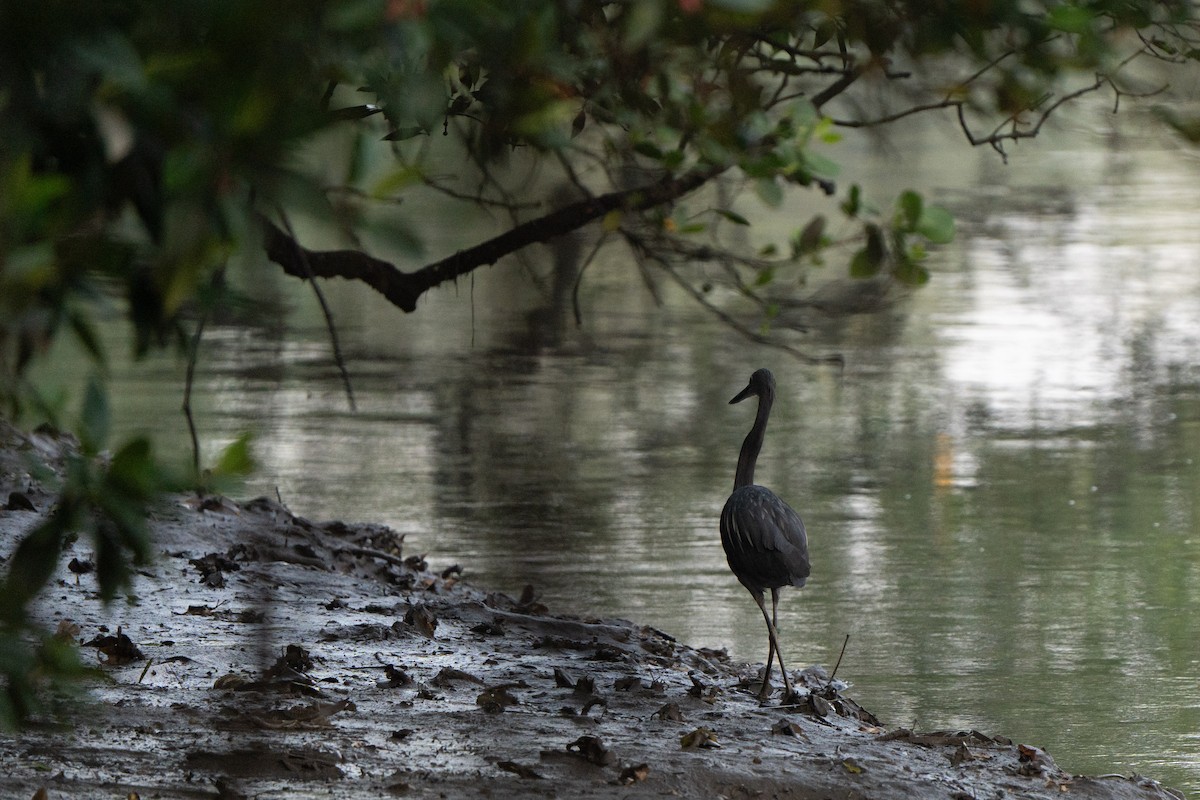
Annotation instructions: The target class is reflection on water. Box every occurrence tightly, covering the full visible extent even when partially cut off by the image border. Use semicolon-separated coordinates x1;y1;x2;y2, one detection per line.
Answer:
52;113;1200;794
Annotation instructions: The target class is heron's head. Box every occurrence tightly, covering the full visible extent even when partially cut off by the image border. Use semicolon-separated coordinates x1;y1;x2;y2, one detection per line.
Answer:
729;368;775;404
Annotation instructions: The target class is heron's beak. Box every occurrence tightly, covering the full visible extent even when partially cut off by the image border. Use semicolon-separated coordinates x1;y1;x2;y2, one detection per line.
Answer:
729;382;755;404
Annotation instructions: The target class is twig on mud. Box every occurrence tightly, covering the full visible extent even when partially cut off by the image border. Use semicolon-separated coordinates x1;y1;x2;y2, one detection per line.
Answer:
339;546;408;568
826;634;850;688
138;658;154;684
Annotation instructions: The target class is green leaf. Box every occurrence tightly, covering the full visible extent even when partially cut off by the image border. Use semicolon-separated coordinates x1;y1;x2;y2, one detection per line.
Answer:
67;311;107;367
841;184;861;217
893;258;930;286
898;190;923;229
212;433;255;480
107;438;159;499
715;209;751;226
795;215;826;255
865;223;886;267
79;378;110;455
916;206;956;244
382;126;428;142
623;0;664;50
0;520;70;623
755;178;783;207
1047;5;1093;33
633;140;665;160
813;18;838;49
849;247;878;278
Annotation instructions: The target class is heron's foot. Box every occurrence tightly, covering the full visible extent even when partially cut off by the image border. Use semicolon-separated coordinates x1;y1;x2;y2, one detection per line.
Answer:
779;687;804;707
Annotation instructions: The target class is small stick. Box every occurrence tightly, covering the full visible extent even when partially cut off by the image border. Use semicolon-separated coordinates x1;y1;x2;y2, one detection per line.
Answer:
339;546;407;568
826;634;850;687
138;658;154;684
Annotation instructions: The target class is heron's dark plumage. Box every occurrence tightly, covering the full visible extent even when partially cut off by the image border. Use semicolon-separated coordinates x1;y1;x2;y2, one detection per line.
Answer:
721;485;809;591
720;367;809;703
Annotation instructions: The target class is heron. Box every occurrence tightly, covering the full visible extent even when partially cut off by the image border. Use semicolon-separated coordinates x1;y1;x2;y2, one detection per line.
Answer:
720;368;810;703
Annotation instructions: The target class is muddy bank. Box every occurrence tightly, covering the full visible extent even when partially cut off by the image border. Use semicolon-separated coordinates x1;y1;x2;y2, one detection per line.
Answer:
0;423;1185;799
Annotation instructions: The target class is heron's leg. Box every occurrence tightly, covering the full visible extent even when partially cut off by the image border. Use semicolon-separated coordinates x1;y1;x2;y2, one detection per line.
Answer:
769;587;795;701
752;591;777;700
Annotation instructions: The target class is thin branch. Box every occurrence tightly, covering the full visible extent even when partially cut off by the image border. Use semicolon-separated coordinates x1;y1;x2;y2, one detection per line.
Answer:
275;208;357;412
623;231;842;368
571;232;608;327
810;66;864;110
831;97;963;129
420;176;543;211
183;266;225;476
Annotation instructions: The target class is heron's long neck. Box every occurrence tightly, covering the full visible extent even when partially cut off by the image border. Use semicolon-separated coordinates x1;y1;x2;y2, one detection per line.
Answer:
734;392;773;490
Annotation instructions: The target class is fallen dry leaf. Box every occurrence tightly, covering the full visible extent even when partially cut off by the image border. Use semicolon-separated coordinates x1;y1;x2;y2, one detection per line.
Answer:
476;685;520;713
680;727;720;749
566;734;614;765
771;718;809;740
497;760;543;779
404;604;438;638
84;626;144;665
652;702;685;722
618;762;650;785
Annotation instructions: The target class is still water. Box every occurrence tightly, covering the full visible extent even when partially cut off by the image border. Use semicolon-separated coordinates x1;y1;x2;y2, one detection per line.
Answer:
61;111;1200;793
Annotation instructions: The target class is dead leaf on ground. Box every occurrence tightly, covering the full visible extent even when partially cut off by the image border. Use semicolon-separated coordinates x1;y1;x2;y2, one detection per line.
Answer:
470;619;506;636
680;727;720;749
431;666;484;688
188;551;240;587
176;601;227;616
497;760;543;779
580;696;606;716
842;757;864;774
476;685;520;713
84;626;144;665
566;735;614;766
772;718;809;740
950;741;993;766
245;699;355;730
619;763;650;785
587;645;624;662
1016;743;1059;777
404;604;438;638
613;676;641;691
5;490;36;511
553;666;577;688
214;673;249;690
686;673;722;703
515;584;548;614
68;557;94;583
651;702;685;722
378;663;413;688
54;619;81;642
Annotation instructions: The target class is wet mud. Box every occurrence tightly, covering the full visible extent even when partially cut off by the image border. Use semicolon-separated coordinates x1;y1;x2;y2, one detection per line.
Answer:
0;423;1184;799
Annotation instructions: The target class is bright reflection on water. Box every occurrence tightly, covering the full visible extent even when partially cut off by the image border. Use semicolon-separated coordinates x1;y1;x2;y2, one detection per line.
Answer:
62;112;1200;794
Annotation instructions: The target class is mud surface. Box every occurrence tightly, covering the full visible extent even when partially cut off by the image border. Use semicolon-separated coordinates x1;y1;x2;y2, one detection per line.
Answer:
0;422;1185;799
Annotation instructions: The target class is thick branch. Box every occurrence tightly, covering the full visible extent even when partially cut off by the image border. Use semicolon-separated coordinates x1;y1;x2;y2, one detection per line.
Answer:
262;165;725;312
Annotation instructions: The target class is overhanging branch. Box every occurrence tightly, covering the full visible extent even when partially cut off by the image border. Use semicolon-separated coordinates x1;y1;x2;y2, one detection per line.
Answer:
262;165;726;312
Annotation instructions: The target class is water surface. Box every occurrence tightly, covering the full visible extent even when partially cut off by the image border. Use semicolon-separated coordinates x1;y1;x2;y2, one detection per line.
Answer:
46;110;1200;793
